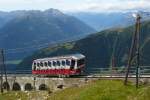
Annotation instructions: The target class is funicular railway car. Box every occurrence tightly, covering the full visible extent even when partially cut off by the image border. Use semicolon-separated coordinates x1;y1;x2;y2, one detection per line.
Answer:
32;54;85;76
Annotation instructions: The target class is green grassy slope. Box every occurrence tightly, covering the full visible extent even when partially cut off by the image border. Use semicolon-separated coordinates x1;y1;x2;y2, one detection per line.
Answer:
48;80;150;100
0;80;150;100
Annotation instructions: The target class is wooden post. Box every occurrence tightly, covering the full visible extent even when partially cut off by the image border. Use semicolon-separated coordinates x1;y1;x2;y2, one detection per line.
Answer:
124;14;141;88
0;49;3;93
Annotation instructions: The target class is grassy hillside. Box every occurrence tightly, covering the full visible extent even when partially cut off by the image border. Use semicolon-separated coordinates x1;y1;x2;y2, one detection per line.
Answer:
0;80;150;100
19;20;150;72
48;80;150;100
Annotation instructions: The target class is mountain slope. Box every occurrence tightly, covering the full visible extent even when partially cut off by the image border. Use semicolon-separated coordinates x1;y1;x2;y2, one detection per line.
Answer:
0;9;95;60
48;80;149;100
70;12;150;31
19;20;150;72
70;12;134;31
0;11;12;28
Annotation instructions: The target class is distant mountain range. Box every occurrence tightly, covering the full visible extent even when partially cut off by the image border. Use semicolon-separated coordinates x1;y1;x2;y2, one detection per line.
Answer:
19;20;150;73
70;12;150;31
0;9;95;60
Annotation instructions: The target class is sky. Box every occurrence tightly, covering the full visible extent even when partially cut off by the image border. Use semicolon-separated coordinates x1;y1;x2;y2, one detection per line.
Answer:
0;0;149;12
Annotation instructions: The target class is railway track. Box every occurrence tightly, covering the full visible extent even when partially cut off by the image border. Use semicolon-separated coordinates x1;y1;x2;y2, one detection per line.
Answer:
4;74;150;79
3;66;150;78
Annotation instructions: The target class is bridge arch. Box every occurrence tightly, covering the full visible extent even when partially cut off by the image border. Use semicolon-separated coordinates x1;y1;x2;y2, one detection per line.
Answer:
57;84;64;89
39;84;48;90
24;83;33;91
3;82;10;90
12;82;21;91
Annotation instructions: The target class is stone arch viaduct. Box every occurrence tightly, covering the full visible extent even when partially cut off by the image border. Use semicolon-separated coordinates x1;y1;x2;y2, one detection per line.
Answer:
1;75;87;91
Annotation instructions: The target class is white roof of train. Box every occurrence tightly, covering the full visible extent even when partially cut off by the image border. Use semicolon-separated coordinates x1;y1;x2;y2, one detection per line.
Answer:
33;54;85;62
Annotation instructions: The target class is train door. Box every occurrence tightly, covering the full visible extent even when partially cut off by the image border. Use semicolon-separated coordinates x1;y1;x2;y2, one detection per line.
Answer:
70;59;76;70
62;60;66;74
56;60;61;74
48;61;52;74
44;61;48;73
77;58;85;74
53;61;57;74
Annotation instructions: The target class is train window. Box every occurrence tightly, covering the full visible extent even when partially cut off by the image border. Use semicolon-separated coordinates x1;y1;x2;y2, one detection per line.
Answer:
33;62;36;70
62;60;65;66
36;63;40;70
48;61;51;67
40;62;43;67
71;60;75;67
53;61;56;66
57;61;60;66
66;60;70;66
70;60;75;70
77;59;85;66
37;63;40;67
44;62;48;67
33;62;36;67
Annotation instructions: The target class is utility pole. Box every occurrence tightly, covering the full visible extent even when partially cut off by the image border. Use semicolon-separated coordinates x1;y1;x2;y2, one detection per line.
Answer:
0;49;4;93
2;50;8;91
136;14;141;88
110;33;119;76
124;14;141;88
0;49;8;93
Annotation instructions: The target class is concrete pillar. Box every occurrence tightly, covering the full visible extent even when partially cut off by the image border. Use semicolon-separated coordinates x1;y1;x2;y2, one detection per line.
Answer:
21;85;24;91
35;85;39;90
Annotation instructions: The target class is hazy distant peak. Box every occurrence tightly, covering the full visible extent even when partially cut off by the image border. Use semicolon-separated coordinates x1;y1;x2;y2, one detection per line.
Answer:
44;8;65;16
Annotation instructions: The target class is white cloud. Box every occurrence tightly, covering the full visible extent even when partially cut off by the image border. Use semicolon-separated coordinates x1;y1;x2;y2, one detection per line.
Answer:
0;0;149;12
71;0;150;12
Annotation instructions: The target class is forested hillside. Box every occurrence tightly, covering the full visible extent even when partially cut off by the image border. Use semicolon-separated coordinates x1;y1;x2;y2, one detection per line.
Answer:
19;20;150;72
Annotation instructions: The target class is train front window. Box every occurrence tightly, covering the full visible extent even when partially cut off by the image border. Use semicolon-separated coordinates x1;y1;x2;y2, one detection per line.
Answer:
77;59;85;66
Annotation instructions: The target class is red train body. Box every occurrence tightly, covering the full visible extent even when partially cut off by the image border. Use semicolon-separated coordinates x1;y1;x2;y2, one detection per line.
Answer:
32;54;85;76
